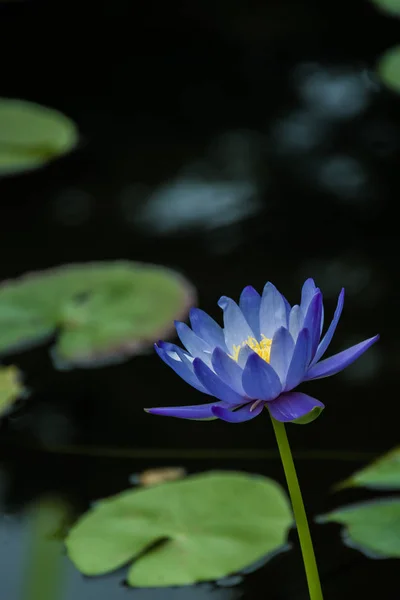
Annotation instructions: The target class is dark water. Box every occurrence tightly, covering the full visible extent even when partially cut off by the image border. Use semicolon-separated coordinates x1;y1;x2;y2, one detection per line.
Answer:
0;0;399;598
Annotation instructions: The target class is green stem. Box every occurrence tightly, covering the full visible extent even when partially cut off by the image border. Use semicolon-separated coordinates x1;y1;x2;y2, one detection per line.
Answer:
270;416;323;600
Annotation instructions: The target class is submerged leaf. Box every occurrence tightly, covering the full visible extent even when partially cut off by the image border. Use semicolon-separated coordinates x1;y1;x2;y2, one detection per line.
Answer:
66;471;292;587
335;447;400;491
0;365;25;417
377;45;400;94
23;497;71;600
318;498;400;559
0;98;78;176
0;261;195;369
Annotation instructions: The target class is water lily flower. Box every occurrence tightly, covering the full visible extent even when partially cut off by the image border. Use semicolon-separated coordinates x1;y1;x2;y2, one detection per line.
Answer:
146;279;379;423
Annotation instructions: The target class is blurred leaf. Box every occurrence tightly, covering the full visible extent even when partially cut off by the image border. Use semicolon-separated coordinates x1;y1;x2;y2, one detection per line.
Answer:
335;447;400;491
370;0;400;17
0;261;194;369
318;498;400;558
0;365;24;417
66;471;292;587
23;497;70;600
0;98;78;176
377;45;400;93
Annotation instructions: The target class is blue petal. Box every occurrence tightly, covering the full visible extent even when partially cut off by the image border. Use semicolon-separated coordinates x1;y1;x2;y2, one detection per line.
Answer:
211;347;245;395
259;282;288;338
284;328;310;391
289;305;304;340
302;292;323;360
269;327;295;386
218;296;254;353
155;344;210;394
242;352;282;401
237;344;254;368
282;294;292;320
145;401;228;420
300;278;317;312
212;402;264;422
189;308;227;351
193;358;245;405
304;335;379;381
175;321;213;365
268;392;324;422
239;286;261;339
311;288;345;365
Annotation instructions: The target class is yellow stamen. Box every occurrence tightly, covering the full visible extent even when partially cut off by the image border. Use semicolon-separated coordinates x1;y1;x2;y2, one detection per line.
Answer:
230;334;272;363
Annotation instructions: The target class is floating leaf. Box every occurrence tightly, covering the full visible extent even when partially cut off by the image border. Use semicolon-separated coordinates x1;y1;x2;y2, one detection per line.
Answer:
318;498;400;559
0;98;78;176
335;447;400;491
0;261;195;369
0;365;25;417
66;471;292;587
377;45;400;94
370;0;400;17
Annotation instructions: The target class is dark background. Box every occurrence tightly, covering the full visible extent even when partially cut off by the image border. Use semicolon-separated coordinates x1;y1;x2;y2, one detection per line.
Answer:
0;0;399;598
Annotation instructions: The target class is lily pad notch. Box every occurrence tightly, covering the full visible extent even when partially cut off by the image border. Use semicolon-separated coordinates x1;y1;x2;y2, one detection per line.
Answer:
0;261;195;369
65;471;293;587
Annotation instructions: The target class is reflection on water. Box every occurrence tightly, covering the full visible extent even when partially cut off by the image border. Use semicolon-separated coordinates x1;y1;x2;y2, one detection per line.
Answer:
135;177;258;235
314;154;368;200
123;130;265;237
295;64;373;120
271;109;329;153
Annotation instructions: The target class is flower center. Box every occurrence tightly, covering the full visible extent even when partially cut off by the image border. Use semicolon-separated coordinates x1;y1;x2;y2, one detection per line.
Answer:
231;335;272;363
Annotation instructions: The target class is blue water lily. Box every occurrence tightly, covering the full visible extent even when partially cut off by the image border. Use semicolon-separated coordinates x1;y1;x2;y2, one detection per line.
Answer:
146;279;379;423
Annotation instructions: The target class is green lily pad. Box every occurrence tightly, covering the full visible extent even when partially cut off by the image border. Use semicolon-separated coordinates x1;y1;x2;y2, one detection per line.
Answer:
370;0;400;17
377;45;400;94
0;261;195;369
0;98;78;176
318;498;400;559
335;447;400;491
0;365;25;417
65;471;293;587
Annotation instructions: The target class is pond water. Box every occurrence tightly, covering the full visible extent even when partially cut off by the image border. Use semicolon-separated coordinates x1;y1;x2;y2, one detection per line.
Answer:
0;0;399;598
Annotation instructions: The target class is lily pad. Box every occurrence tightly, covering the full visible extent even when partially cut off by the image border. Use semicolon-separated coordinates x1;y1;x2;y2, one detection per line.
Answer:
0;261;195;369
377;45;400;94
0;365;25;417
318;498;400;559
335;447;400;491
0;98;78;176
65;471;293;587
370;0;400;17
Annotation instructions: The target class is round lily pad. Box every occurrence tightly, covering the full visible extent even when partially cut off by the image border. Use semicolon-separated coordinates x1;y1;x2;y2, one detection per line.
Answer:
0;365;25;417
377;45;400;94
0;261;195;369
0;98;78;176
370;0;400;17
335;447;400;491
65;471;293;587
318;498;400;559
